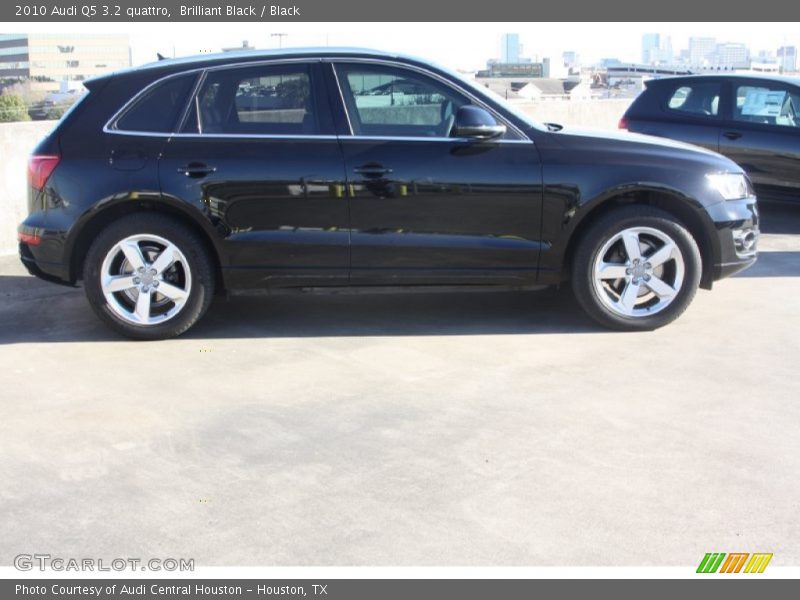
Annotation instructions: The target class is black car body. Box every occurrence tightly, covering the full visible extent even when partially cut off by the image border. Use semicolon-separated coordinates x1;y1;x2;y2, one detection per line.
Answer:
18;48;759;339
622;73;800;203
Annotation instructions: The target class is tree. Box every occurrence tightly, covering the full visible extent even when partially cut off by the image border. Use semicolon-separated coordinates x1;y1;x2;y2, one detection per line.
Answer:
45;101;73;120
0;94;31;122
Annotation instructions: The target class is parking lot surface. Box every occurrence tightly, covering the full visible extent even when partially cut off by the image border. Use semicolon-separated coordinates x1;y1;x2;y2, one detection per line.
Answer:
1;203;799;566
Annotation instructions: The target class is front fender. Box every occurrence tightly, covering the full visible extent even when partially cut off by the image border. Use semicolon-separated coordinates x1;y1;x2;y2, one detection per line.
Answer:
537;176;721;286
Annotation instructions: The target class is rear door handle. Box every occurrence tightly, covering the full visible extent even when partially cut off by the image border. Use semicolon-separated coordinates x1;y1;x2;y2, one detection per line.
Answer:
354;165;393;177
723;131;743;140
178;162;217;177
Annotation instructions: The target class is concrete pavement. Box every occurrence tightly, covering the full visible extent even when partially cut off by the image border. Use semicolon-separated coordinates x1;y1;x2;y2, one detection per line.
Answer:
1;203;798;567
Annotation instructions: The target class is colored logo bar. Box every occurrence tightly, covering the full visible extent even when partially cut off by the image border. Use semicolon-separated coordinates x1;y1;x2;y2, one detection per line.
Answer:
697;553;773;573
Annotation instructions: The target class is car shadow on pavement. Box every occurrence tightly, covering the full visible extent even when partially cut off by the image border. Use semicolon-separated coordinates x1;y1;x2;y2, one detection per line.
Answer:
2;203;796;344
0;280;602;344
759;201;800;235
734;251;800;278
192;287;600;340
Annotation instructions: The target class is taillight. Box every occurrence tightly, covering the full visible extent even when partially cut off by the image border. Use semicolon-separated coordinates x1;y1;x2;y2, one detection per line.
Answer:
18;231;42;246
618;117;629;130
28;154;60;191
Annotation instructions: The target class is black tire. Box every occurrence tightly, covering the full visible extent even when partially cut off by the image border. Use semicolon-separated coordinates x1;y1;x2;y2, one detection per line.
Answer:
571;205;702;331
83;213;215;340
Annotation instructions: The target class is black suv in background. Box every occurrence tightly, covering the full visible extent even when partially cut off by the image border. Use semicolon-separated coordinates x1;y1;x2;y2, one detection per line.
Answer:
19;48;758;339
621;74;800;203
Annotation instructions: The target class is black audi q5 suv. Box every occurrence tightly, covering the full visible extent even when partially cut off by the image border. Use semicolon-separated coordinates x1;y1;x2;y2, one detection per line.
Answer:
18;48;758;339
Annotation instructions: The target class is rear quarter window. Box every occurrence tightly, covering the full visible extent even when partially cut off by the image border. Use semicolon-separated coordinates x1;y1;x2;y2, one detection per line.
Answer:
665;82;721;117
113;73;197;133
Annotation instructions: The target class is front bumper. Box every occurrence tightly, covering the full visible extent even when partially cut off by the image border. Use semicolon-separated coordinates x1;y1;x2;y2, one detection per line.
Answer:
706;197;759;283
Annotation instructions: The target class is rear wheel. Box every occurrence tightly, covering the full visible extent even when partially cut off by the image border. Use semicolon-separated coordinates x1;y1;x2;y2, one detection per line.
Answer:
83;214;214;340
571;205;701;331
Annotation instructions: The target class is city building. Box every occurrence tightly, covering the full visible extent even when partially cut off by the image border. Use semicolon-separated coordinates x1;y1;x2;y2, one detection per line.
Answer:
222;40;257;53
642;33;673;65
606;64;692;86
642;33;660;64
515;78;591;101
500;33;521;64
476;76;590;101
750;62;780;73
659;35;673;65
480;35;546;79
477;62;545;78
688;37;716;65
755;49;777;64
562;51;580;75
778;46;797;72
0;33;130;91
715;42;749;68
599;58;623;69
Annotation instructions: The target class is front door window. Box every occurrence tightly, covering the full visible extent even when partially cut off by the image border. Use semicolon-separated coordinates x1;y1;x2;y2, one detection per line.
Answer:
337;64;470;138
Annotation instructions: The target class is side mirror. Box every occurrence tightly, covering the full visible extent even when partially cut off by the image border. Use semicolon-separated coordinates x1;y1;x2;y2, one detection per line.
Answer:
452;105;507;140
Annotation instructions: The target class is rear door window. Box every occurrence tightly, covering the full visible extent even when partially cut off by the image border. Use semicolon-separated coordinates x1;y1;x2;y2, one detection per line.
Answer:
194;64;317;135
666;82;721;117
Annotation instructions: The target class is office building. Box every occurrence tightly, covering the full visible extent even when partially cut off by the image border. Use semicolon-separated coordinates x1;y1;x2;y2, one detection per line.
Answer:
778;46;797;72
500;33;521;64
642;33;673;65
689;37;716;65
715;42;749;68
0;33;130;91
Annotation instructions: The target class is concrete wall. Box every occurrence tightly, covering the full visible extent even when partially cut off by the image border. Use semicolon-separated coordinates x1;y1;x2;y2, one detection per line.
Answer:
512;98;632;130
0;98;634;255
1;121;54;256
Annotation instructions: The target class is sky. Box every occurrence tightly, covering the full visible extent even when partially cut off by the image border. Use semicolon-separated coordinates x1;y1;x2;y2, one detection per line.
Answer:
6;22;800;71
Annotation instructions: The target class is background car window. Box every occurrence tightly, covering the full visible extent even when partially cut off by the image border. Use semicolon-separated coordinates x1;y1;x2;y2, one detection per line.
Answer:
196;65;316;135
734;85;800;128
337;64;469;137
667;82;720;117
116;73;197;133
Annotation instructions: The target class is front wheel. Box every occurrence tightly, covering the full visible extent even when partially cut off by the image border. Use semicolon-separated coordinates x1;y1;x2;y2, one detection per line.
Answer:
571;206;702;331
83;213;215;340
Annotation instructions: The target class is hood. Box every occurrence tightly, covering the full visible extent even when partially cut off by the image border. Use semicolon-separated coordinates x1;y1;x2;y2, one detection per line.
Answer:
545;124;741;172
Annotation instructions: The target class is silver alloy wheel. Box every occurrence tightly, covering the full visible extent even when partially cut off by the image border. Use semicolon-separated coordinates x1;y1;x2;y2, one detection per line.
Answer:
99;234;192;326
591;226;685;318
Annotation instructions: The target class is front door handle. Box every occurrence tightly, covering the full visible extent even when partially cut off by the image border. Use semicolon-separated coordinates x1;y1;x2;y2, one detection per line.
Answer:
354;165;393;177
723;131;743;140
178;162;217;178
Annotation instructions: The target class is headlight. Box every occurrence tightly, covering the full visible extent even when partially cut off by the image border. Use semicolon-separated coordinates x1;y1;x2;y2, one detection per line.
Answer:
706;173;750;200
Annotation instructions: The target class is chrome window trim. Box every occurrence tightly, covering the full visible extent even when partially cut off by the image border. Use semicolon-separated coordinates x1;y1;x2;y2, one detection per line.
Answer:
329;61;354;136
102;55;533;143
344;135;532;144
327;57;530;142
202;56;317;73
102;130;341;140
177;68;207;134
181;133;340;140
102;130;531;144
